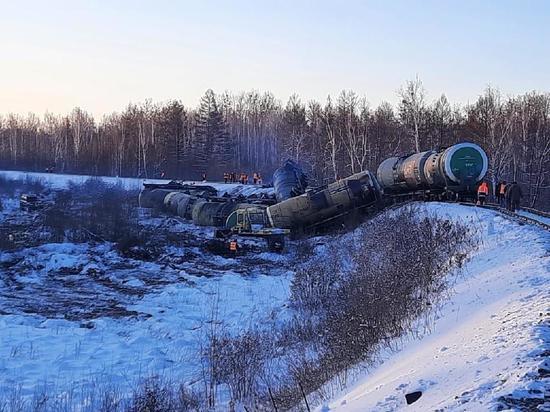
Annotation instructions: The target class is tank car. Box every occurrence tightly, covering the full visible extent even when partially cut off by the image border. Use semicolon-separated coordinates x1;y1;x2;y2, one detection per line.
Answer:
272;159;308;202
266;170;381;231
138;189;173;209
163;191;195;219
139;188;261;227
377;142;488;199
191;200;260;226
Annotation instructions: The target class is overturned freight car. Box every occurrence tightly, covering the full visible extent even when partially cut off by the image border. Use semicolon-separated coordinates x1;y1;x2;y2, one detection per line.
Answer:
139;188;263;227
272;160;308;202
266;170;382;234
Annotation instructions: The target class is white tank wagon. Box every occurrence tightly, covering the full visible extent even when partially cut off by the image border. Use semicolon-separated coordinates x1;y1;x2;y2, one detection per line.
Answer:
377;142;488;198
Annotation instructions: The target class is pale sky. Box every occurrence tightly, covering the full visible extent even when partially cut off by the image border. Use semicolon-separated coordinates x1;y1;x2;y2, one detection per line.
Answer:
1;0;549;118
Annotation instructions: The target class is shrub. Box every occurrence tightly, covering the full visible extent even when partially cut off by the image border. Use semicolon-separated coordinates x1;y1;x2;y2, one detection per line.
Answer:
41;180;142;246
268;206;477;408
128;378;202;412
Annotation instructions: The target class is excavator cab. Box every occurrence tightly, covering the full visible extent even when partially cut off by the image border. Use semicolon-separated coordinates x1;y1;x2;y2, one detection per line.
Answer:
226;207;267;231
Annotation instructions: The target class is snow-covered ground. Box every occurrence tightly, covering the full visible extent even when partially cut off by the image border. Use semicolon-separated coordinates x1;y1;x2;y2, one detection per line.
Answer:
1;170;549;410
322;203;550;412
0;268;292;402
0;169;274;197
0;173;286;407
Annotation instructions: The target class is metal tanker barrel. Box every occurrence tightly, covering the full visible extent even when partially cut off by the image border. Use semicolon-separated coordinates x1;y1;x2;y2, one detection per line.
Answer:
424;142;488;186
401;151;434;188
163;192;194;219
267;170;380;230
191;201;258;226
139;189;172;208
377;157;403;192
272;160;308;202
192;201;221;226
377;142;488;194
377;151;435;193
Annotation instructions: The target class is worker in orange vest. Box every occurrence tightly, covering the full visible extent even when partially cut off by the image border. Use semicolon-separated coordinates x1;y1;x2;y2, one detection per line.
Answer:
477;181;489;205
229;239;238;253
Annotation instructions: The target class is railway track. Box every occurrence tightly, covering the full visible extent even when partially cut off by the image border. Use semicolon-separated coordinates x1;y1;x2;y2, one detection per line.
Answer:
459;202;550;231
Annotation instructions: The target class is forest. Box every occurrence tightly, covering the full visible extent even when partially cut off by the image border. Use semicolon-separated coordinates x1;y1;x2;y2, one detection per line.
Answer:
1;80;548;209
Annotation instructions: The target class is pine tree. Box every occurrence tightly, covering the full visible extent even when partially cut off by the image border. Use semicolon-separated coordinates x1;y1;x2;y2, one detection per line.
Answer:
194;90;233;178
157;100;186;177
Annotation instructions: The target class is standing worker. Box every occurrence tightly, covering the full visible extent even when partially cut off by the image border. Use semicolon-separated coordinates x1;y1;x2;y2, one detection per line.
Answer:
224;172;229;184
477;181;489;205
495;181;504;206
507;182;523;212
497;180;507;207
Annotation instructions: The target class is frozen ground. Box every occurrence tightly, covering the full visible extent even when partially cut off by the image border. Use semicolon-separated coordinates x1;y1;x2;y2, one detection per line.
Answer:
0;169;274;197
0;173;288;407
322;203;550;412
1;170;549;410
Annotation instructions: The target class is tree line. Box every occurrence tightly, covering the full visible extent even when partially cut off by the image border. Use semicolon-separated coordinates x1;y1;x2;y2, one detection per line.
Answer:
0;80;548;209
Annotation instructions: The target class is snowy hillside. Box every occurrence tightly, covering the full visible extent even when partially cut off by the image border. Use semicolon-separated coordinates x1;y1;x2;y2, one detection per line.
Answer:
322;203;549;412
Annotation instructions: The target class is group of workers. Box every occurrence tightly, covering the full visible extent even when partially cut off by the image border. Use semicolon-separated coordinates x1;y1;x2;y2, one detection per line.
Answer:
223;172;263;185
477;180;523;212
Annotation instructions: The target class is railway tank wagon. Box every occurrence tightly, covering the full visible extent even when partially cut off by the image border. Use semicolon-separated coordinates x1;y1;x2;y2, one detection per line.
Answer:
377;142;488;199
191;200;262;227
272;159;308;202
266;170;382;232
138;189;173;209
139;188;261;227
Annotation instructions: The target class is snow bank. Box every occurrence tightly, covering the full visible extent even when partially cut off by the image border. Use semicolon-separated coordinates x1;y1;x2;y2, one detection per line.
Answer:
322;203;549;411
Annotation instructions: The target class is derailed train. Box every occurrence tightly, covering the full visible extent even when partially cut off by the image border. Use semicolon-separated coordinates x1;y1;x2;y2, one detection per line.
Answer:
139;187;265;227
139;142;488;237
267;170;381;231
377;142;488;199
